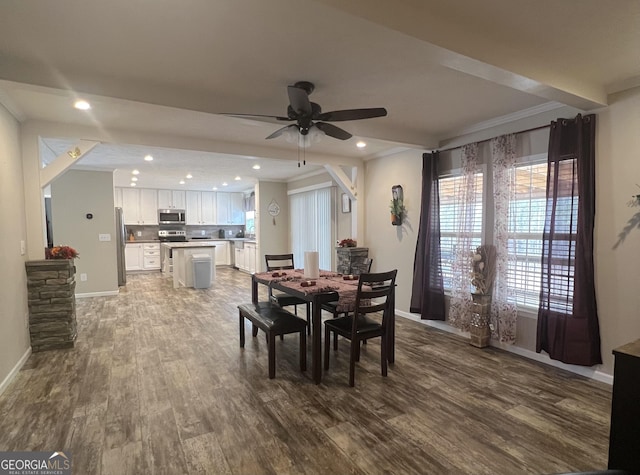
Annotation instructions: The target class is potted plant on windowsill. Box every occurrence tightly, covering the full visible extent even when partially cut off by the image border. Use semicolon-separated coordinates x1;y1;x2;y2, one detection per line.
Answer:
389;198;406;226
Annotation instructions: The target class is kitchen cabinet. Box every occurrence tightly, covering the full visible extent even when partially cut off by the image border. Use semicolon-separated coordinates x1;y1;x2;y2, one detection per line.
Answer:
216;192;245;225
246;242;257;273
214;241;230;266
236;242;258;273
186;191;216;225
158;190;186;209
125;243;143;271
143;243;161;270
120;188;158;225
126;242;161;271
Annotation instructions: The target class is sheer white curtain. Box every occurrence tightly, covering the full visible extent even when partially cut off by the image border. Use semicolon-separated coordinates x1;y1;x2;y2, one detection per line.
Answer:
448;143;480;331
289;187;333;270
490;134;518;343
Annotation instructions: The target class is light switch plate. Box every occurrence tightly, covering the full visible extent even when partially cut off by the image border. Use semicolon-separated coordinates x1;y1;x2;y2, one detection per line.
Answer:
99;233;111;241
20;240;26;255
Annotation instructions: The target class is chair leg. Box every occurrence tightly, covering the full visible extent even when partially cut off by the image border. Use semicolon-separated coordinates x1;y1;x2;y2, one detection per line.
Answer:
381;334;388;377
252;323;259;337
355;340;361;362
239;312;245;348
333;332;338;351
349;339;358;387
306;303;311;335
300;330;307;372
268;332;276;379
324;326;331;370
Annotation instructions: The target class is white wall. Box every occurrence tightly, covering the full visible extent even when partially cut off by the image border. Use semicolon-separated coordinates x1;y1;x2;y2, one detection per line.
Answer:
51;170;118;295
0;103;31;392
364;87;640;375
256;181;289;273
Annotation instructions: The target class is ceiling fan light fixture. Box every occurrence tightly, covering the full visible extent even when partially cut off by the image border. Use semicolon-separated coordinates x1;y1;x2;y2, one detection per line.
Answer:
284;126;324;148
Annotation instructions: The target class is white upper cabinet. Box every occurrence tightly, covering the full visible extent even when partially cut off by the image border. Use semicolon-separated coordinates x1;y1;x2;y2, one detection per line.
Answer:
158;189;186;209
216;192;245;225
200;192;216;225
120;188;158;225
186;191;216;225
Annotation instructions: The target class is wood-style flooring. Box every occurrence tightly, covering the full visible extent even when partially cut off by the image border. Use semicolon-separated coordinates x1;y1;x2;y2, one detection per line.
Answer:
0;268;612;474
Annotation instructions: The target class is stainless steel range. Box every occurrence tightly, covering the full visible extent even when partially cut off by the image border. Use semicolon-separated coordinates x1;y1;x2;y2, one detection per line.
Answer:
158;229;186;242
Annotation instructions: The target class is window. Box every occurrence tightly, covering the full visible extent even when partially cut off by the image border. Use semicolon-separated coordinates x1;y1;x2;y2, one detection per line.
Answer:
289;187;333;270
507;162;547;308
439;172;483;291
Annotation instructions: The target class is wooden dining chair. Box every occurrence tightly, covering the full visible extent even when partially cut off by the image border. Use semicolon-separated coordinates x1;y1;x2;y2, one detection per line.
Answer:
265;253;311;333
323;269;397;387
320;258;373;320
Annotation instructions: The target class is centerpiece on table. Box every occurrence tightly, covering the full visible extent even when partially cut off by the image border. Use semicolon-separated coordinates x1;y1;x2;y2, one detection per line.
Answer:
469;244;495;348
338;238;357;248
45;245;79;260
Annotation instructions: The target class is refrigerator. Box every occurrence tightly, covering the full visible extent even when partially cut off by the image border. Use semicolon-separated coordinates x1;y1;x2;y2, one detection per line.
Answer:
115;207;127;286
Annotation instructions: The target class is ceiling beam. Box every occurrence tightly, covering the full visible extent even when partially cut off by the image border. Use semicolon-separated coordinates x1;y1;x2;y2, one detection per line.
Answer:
324;165;357;200
40;139;99;187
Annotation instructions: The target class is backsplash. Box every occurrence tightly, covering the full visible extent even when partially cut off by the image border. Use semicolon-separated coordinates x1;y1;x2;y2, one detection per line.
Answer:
125;225;245;241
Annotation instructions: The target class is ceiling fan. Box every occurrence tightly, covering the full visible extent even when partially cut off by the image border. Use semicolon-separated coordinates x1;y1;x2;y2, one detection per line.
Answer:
224;81;387;141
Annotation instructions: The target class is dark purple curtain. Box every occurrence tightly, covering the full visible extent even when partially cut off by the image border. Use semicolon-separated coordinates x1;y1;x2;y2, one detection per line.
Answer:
410;152;445;319
536;114;602;366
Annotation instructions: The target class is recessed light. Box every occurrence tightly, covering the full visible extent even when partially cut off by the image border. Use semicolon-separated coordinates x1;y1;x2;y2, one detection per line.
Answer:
179;180;185;185
74;100;91;110
356;141;367;148
222;182;228;186
186;174;193;179
131;177;138;182
212;187;218;191
130;182;136;187
132;169;140;175
252;164;261;170
234;176;241;181
144;154;153;161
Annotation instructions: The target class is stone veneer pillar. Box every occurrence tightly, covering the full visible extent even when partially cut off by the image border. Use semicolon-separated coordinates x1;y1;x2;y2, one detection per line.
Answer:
336;247;369;275
25;259;77;352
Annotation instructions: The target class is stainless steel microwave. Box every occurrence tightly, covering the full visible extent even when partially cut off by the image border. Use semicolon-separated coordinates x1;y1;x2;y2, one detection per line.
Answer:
158;209;186;224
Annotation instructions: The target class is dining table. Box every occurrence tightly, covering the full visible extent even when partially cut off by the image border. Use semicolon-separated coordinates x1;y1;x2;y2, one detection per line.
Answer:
251;269;395;384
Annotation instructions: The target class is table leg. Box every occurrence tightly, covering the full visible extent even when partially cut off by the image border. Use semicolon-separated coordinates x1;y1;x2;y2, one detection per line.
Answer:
251;275;258;303
388;285;396;364
312;295;322;384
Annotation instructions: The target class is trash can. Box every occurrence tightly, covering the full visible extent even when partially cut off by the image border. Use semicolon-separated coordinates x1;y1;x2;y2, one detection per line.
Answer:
191;253;212;289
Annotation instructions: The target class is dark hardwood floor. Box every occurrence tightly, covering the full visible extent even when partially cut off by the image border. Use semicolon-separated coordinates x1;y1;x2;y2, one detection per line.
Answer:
0;268;612;474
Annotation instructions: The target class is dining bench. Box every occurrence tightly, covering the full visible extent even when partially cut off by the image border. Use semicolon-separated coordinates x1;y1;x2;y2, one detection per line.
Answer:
238;301;307;379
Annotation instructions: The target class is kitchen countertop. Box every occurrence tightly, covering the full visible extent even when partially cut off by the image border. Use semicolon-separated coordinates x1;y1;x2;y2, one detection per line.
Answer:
160;242;218;248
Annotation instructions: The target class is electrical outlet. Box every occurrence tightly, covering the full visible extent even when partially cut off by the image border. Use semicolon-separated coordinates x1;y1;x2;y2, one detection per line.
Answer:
137;231;142;237
20;240;26;255
99;233;111;242
80;273;87;282
201;230;206;236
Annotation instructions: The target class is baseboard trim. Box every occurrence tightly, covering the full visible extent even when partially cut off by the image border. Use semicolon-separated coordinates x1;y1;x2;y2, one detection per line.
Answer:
0;346;32;397
396;309;613;386
75;290;119;299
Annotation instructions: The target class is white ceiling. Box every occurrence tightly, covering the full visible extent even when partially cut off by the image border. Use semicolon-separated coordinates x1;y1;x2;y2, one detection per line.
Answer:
0;0;638;191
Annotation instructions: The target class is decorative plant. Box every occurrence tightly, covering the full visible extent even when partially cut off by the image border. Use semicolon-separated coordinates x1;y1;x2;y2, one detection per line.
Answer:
389;198;406;225
46;245;79;260
470;245;496;295
338;238;357;248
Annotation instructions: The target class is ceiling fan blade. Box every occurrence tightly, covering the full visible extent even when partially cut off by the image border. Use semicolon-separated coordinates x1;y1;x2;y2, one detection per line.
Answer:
221;113;290;121
316;107;387;122
266;124;297;140
315;122;352;140
287;85;312;116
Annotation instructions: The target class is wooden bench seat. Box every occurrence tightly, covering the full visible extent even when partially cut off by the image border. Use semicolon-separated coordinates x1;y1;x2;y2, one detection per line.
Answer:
238;302;307;379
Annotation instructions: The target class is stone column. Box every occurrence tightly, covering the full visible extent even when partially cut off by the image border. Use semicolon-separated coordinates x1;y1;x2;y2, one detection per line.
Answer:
336;247;369;275
25;259;77;352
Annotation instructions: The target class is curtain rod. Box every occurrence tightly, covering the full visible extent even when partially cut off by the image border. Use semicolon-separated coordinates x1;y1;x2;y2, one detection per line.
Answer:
435;123;551;154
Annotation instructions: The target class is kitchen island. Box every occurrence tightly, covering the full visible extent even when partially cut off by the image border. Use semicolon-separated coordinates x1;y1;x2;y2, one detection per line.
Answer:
161;242;216;289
